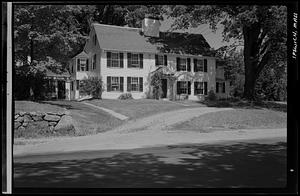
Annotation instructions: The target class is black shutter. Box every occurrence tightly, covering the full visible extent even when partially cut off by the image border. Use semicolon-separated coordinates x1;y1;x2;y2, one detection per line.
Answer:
216;82;219;93
176;57;180;71
204;59;207;72
177;81;180;94
155;54;158;66
120;77;124;92
139;54;143;69
164;55;167;66
194;82;197;95
222;82;226;93
107;76;111;92
77;59;80;71
127;77;131;91
204;82;208;95
86;59;89;71
188;81;191;95
139;77;143;92
119;53;124;68
194;59;197;72
107;52;111;67
187;58;191;72
127;53;131;68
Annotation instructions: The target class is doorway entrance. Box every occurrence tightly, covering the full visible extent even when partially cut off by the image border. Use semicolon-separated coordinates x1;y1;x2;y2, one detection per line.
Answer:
161;79;168;98
57;80;66;99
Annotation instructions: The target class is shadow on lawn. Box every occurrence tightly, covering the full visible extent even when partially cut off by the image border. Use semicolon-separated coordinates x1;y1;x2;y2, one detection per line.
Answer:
14;142;286;188
197;99;287;113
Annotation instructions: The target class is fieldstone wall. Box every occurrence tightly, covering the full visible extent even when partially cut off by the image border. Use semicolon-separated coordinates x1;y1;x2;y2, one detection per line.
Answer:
14;110;75;138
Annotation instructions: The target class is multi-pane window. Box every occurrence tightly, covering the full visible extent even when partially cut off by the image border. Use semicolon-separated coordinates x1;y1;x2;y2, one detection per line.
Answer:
111;52;120;67
194;59;204;72
80;59;86;71
179;58;187;71
107;76;124;92
156;55;164;66
195;82;208;95
111;77;120;91
177;81;191;94
131;77;139;91
127;53;143;69
92;54;96;70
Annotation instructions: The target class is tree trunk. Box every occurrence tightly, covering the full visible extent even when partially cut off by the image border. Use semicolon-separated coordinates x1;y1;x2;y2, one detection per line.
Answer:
242;25;261;100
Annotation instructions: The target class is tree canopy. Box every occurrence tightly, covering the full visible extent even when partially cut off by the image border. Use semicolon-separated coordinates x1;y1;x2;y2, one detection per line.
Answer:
165;5;287;100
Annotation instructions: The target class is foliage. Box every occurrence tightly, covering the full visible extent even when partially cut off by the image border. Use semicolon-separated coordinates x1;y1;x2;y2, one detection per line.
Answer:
165;5;287;100
206;90;217;101
79;76;103;99
118;93;133;100
150;70;163;99
15;62;47;100
255;64;287;101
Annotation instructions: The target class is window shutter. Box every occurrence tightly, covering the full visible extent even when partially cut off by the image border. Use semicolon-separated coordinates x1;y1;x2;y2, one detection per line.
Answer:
107;52;111;67
204;82;208;95
139;77;143;92
223;82;226;93
177;81;180;94
194;82;197;95
139;53;143;69
176;57;180;71
107;76;111;92
119;53;124;68
86;59;89;71
120;77;124;92
187;58;191;72
127;53;131;68
216;82;219;93
194;59;197;72
164;55;167;66
188;81;191;95
204;59;207;72
77;59;80;71
155;54;158;66
127;77;131;91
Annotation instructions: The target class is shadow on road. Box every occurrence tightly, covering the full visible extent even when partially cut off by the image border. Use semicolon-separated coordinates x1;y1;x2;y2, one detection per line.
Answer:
14;142;286;188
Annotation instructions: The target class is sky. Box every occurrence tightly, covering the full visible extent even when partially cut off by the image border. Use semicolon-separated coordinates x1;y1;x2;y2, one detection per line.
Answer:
159;17;235;50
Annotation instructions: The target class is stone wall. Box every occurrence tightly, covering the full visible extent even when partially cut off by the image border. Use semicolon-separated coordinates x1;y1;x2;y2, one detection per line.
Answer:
14;110;75;138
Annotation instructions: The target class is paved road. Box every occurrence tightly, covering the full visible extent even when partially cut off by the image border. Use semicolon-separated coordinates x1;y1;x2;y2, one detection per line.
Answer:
14;137;286;188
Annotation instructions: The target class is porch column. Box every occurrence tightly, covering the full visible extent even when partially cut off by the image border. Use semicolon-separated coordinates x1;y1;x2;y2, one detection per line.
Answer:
54;79;58;99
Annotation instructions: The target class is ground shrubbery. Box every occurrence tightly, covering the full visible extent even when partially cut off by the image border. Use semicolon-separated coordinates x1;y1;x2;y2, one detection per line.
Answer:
79;76;103;99
206;90;217;101
118;93;133;100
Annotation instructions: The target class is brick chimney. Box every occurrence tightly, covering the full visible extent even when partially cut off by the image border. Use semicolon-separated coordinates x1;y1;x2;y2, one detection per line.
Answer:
141;15;161;37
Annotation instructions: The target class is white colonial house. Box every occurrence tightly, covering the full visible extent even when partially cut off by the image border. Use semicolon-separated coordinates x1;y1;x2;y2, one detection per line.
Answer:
68;16;230;100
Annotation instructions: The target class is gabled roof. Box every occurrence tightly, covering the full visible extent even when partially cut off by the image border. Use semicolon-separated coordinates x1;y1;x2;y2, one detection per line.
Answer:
71;51;89;59
92;23;215;57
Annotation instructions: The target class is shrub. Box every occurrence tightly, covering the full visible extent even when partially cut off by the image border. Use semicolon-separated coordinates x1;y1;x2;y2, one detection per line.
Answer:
206;90;217;101
118;93;133;100
79;76;103;99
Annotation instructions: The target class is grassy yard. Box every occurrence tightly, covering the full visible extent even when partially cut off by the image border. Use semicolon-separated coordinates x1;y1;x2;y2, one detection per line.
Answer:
15;101;65;113
14;100;123;139
170;109;287;132
86;99;186;119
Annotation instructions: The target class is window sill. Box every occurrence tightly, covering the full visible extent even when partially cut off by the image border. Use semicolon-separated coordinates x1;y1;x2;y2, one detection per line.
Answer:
107;66;123;69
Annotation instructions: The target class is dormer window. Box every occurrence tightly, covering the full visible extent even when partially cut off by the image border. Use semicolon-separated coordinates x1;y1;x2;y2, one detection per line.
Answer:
77;58;87;71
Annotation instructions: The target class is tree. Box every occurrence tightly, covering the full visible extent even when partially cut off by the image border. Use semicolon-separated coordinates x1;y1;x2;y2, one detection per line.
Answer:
165;5;287;100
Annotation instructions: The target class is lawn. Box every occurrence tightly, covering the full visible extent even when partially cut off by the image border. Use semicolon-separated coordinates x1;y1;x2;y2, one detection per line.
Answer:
86;99;186;119
15;101;65;113
170;109;287;132
14;100;123;139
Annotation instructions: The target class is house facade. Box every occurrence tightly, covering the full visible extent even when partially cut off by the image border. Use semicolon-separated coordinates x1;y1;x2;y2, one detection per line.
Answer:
68;17;230;100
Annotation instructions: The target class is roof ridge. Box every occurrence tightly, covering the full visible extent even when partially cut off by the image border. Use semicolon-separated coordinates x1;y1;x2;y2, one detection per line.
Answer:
92;23;140;30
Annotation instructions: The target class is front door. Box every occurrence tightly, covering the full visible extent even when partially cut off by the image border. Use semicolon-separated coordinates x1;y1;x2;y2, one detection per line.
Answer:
58;80;66;99
161;79;168;98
